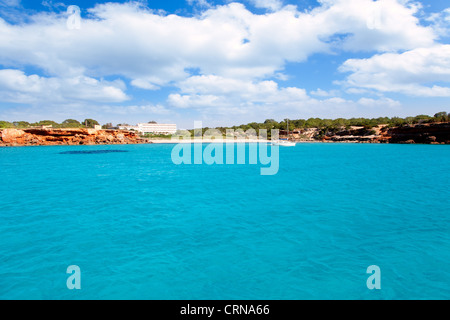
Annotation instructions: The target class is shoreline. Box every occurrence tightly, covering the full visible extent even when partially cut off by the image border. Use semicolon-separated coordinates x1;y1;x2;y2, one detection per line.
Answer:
2;122;449;146
2;135;449;147
149;138;270;144
2;140;447;147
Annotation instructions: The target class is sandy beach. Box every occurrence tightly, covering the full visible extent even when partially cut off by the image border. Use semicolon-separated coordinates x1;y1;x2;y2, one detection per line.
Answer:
148;138;271;144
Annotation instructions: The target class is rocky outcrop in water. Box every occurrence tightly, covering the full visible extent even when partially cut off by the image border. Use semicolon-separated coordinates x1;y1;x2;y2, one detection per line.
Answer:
0;128;146;146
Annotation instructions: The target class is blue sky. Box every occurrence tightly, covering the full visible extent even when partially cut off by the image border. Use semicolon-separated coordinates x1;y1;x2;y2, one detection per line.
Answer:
0;0;449;128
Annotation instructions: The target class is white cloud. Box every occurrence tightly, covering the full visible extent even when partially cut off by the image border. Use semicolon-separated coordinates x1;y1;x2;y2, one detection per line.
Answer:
130;79;160;90
167;75;311;122
0;0;436;85
100;104;173;116
0;0;20;7
427;8;450;38
310;88;339;97
166;75;401;125
0;102;175;126
249;0;283;11
168;93;222;109
357;97;401;109
169;75;308;109
339;45;450;97
312;0;434;52
0;69;129;104
186;0;212;8
0;1;443;124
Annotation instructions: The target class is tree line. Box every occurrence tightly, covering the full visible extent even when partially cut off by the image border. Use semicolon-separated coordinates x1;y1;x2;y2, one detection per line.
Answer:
210;112;449;134
1;112;448;133
0;119;101;129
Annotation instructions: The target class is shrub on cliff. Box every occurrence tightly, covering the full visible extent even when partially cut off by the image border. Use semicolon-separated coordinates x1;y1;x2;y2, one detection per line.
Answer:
31;120;60;128
433;112;449;123
61;119;83;128
0;121;14;128
82;119;100;128
12;121;30;128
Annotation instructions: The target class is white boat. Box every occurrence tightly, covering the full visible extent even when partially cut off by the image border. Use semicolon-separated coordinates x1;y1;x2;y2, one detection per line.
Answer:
273;140;296;147
272;119;296;147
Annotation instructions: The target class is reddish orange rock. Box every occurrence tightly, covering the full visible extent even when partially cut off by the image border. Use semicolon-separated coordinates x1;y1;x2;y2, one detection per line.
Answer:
1;129;26;143
0;128;147;147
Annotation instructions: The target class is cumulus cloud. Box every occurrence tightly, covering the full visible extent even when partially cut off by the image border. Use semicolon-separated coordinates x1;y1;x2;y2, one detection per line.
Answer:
168;75;308;109
249;0;283;11
427;8;450;38
0;69;129;104
0;1;436;85
100;104;173;116
0;101;174;125
357;97;401;109
310;88;339;97
0;0;20;7
312;0;434;52
339;45;450;97
186;0;212;8
0;1;444;124
165;75;401;125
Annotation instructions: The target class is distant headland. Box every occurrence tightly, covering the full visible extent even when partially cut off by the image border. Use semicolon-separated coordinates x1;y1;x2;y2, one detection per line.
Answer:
1;112;449;146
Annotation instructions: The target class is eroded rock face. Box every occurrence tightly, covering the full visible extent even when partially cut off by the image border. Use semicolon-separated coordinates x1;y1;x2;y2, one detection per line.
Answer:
0;128;146;146
325;122;450;144
0;129;26;143
387;123;450;144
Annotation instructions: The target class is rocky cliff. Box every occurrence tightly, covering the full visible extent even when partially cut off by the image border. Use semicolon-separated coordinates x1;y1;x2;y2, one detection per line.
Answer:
326;122;450;144
0;128;146;146
385;122;450;144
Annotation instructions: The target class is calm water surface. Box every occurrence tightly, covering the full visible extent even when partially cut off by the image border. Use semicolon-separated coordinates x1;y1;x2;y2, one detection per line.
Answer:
0;143;449;299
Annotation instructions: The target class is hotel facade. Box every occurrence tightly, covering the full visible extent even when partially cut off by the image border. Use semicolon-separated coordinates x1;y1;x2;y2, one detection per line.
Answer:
119;123;177;135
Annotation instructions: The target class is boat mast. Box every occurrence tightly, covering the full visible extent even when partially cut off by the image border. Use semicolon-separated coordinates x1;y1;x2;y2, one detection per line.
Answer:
287;119;289;140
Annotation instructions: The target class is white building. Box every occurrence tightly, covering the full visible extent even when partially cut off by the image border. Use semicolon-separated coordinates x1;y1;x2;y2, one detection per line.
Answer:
138;123;177;135
118;123;177;135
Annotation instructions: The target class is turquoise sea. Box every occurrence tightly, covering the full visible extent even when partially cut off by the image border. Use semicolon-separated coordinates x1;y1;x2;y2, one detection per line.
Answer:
0;143;449;300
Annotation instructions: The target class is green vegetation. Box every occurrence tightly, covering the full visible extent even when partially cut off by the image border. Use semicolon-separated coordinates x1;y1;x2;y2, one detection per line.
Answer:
61;119;83;128
177;112;448;139
141;133;172;139
81;119;100;128
33;120;59;127
12;121;31;128
102;123;114;129
0;119;101;129
0;112;448;134
0;121;14;129
434;112;449;122
206;112;448;135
